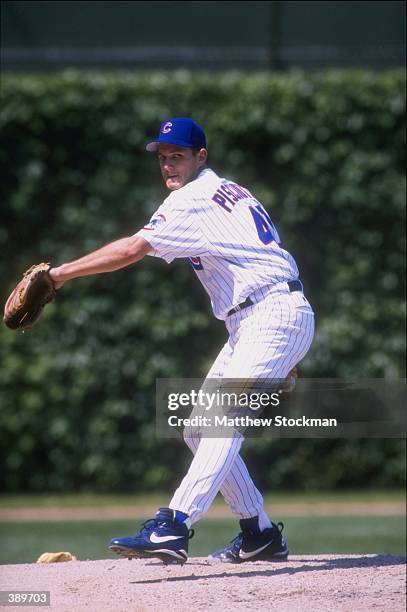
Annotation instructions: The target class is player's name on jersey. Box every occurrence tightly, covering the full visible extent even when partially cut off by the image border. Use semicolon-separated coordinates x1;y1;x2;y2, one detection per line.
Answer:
167;415;338;429
212;180;253;212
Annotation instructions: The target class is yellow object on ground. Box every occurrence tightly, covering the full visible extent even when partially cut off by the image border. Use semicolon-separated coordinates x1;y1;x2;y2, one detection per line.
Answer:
36;552;77;563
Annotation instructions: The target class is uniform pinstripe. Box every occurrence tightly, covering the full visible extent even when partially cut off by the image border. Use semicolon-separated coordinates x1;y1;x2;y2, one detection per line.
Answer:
136;167;315;529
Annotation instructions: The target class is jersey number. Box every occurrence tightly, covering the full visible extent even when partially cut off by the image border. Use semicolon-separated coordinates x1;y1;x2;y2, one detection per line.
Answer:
249;204;279;245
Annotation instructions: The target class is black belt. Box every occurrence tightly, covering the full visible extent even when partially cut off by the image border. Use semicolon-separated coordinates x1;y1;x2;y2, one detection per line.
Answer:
227;280;303;317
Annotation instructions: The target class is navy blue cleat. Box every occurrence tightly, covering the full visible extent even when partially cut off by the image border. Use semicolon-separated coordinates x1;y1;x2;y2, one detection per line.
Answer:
208;517;288;563
109;508;194;565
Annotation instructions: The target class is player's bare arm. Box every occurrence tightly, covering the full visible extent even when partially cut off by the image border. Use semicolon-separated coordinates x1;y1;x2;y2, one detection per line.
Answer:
49;235;153;286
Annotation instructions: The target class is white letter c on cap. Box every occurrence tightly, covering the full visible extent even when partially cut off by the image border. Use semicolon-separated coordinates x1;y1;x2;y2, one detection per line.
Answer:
162;122;172;134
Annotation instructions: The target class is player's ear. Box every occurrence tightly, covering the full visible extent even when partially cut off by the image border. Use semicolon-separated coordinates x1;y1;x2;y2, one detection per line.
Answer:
197;148;208;166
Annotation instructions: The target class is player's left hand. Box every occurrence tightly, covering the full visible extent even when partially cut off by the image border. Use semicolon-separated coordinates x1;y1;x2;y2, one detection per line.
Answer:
3;262;57;330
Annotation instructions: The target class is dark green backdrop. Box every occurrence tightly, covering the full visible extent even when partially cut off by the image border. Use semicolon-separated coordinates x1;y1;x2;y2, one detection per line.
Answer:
0;70;405;492
2;1;405;70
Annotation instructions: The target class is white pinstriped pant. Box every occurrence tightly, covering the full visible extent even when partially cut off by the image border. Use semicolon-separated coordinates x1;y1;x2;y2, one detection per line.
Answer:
169;286;315;526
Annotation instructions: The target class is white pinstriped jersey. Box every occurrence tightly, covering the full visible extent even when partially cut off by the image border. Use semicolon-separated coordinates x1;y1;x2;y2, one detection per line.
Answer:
136;168;300;320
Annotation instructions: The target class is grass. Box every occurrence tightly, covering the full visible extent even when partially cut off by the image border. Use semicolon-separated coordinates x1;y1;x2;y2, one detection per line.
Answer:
0;490;405;508
0;515;405;565
1;491;404;564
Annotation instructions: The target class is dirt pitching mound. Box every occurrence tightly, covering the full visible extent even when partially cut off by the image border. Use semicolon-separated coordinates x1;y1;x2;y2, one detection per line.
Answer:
1;555;405;611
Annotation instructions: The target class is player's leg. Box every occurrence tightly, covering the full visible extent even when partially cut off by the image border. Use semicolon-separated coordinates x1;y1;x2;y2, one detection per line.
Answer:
182;433;266;520
170;431;246;524
170;290;314;526
225;291;315;381
208;290;315;561
172;339;268;523
108;341;234;565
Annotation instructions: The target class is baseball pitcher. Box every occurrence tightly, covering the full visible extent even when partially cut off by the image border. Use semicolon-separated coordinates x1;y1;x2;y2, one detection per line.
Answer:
4;118;315;565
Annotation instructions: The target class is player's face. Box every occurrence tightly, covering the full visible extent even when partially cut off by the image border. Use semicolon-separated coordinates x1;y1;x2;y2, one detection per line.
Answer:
158;144;208;190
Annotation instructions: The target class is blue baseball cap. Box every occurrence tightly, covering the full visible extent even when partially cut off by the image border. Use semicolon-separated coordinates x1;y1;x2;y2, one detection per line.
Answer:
146;117;206;152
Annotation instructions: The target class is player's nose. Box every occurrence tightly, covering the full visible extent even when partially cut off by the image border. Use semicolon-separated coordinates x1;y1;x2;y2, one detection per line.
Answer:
163;163;176;176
